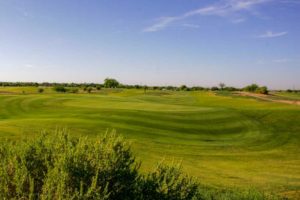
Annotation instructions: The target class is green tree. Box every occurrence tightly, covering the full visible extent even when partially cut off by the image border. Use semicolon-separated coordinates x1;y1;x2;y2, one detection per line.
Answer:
219;83;225;90
180;85;188;91
243;84;259;92
256;86;269;94
87;87;93;93
104;78;119;88
53;86;67;93
96;86;101;90
211;86;219;91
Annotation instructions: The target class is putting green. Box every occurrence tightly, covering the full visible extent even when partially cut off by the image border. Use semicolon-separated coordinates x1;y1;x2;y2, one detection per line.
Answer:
0;88;299;197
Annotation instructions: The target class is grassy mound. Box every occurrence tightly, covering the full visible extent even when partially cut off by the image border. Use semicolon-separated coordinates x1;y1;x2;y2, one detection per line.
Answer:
0;89;299;198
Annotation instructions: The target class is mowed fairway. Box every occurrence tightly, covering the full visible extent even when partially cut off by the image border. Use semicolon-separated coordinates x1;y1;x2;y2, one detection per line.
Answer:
0;88;299;197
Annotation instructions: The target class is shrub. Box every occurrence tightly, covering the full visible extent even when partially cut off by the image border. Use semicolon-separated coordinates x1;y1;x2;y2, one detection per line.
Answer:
139;162;199;200
53;86;67;93
0;131;283;200
256;86;269;95
0;131;200;199
180;85;188;91
38;88;44;93
243;84;269;95
69;88;79;93
224;87;239;91
211;86;219;91
86;87;93;93
243;84;259;92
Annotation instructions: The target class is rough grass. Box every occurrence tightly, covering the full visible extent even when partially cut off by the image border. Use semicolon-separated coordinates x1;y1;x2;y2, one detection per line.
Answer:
0;87;299;199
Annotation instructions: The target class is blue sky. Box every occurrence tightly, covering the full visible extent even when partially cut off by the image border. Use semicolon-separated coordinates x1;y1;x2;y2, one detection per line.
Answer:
0;0;299;89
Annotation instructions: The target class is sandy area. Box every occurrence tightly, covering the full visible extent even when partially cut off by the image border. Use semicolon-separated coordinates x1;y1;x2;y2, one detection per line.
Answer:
235;92;300;106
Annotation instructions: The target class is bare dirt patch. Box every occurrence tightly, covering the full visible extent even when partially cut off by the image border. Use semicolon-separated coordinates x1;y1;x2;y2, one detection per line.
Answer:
235;92;300;106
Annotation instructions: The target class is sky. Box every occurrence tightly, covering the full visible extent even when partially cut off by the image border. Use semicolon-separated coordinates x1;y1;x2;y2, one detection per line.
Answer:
0;0;299;89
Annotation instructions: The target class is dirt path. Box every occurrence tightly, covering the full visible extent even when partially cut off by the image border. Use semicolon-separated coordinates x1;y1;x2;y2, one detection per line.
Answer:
235;92;300;106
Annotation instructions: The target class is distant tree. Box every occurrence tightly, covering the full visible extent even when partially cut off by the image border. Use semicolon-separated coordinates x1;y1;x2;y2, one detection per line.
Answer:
134;85;141;89
38;88;44;93
219;83;226;90
224;87;239;92
104;78;119;88
243;84;259;92
243;84;268;95
191;87;205;91
87;87;93;93
256;86;269;95
96;86;101;90
180;85;187;91
143;85;148;94
211;86;219;91
54;86;67;93
70;88;79;93
166;86;176;91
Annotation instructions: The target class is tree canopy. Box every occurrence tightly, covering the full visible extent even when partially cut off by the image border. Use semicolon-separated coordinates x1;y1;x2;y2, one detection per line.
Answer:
104;78;120;88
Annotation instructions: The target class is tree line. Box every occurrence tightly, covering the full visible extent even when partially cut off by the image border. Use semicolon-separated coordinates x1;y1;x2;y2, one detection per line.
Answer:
2;78;298;94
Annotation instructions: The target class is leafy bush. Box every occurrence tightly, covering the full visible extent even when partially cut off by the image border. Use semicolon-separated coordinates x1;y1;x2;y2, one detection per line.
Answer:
256;86;269;95
244;84;259;92
38;88;44;93
69;88;79;93
0;131;200;199
243;84;269;95
53;86;67;93
86;87;93;93
211;86;219;91
0;131;284;200
139;162;199;199
180;85;188;91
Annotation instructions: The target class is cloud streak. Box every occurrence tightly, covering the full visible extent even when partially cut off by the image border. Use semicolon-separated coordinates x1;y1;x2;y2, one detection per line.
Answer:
182;23;200;29
273;58;291;63
258;31;288;38
143;0;273;32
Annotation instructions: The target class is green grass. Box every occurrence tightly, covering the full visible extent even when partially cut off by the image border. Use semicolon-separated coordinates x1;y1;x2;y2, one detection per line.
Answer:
271;92;300;101
0;87;299;198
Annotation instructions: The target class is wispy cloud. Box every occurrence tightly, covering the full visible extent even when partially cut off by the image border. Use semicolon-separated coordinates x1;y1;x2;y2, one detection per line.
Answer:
280;0;300;4
231;18;246;24
143;0;273;32
273;58;292;63
182;23;200;29
258;31;288;38
143;17;179;32
24;64;35;69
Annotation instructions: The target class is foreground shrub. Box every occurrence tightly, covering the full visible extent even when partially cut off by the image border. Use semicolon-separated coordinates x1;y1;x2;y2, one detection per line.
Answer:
0;132;199;199
139;162;199;199
0;131;284;200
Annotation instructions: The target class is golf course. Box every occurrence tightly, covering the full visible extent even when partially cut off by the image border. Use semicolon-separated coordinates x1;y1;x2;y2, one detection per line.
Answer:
0;87;299;198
